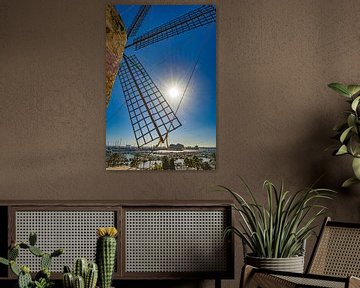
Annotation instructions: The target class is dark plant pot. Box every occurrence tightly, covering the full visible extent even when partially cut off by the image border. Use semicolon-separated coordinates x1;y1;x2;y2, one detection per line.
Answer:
245;254;304;273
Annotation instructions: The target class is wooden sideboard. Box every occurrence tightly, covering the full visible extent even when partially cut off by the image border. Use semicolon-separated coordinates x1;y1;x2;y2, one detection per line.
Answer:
0;201;234;288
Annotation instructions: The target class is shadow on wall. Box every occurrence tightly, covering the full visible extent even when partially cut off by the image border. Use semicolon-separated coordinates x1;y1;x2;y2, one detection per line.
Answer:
264;110;360;220
269;112;352;190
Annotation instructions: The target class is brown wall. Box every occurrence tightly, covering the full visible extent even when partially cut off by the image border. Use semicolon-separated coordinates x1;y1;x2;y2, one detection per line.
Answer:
1;0;360;287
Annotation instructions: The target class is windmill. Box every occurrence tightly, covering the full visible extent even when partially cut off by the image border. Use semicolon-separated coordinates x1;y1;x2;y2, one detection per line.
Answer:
106;4;216;148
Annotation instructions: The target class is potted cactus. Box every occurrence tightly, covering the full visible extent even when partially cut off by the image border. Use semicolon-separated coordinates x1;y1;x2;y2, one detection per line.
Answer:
0;232;64;288
62;258;98;288
96;227;118;288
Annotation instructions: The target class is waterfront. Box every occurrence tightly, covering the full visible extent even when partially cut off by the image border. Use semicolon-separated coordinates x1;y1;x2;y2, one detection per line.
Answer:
106;145;216;170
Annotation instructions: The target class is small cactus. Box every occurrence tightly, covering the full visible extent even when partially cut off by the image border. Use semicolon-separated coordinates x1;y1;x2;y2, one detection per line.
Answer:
10;260;20;276
21;265;30;274
35;268;50;281
63;259;98;288
29;245;44;257
62;265;74;288
74;258;88;279
18;269;32;288
63;272;74;288
74;275;85;288
29;232;37;246
96;227;118;288
0;232;63;288
0;257;9;266
51;248;64;258
41;253;52;270
19;243;29;249
9;246;19;260
85;263;98;288
64;265;72;273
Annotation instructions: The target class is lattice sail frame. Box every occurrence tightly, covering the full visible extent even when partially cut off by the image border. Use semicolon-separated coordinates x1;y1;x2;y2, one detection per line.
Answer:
127;5;151;38
119;54;181;147
128;5;216;50
125;210;228;273
15;211;115;272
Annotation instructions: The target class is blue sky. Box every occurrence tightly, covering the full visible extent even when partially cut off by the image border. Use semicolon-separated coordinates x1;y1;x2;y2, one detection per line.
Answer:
106;5;216;147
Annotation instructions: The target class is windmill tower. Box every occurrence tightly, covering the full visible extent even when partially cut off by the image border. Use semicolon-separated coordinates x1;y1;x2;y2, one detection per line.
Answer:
106;5;216;148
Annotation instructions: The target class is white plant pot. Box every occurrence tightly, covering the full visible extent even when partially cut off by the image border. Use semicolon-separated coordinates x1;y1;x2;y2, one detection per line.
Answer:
245;254;305;273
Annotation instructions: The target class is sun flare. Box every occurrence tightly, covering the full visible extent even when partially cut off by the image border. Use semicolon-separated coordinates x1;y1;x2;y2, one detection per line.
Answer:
168;86;181;99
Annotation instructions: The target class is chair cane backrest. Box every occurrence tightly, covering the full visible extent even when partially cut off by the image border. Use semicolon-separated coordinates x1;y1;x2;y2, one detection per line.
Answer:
307;217;360;277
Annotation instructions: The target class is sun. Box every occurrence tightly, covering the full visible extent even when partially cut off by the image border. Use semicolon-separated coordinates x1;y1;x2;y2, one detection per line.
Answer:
168;86;181;99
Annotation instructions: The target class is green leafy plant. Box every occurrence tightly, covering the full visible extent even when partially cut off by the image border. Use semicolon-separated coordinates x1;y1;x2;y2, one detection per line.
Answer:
220;179;334;258
0;232;63;288
328;82;360;187
32;278;54;288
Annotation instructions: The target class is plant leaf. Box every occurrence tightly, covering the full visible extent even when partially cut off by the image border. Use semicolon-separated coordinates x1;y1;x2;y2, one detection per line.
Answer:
342;177;360;188
352;157;360;179
340;126;353;143
347;114;356;130
347;85;360;97
336;145;348;155
352;96;360;111
328;83;351;97
0;257;9;266
349;135;360;156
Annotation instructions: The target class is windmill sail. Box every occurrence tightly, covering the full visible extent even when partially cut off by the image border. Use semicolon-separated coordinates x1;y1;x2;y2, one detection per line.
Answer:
119;55;182;147
127;5;151;38
127;5;216;50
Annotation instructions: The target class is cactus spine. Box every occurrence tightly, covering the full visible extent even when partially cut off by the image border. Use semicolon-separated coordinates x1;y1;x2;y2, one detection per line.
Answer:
96;227;118;288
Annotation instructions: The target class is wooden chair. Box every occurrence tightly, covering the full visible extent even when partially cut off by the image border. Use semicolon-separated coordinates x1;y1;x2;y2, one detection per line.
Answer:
241;217;360;288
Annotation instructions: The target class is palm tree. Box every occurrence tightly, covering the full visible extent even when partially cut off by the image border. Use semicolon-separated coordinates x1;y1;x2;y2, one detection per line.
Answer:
162;156;170;170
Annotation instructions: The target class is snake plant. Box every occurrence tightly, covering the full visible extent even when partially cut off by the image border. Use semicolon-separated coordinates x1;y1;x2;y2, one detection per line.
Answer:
221;178;335;258
328;83;360;187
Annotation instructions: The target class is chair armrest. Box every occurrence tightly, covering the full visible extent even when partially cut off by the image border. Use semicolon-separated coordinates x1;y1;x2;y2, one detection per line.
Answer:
240;265;349;288
240;265;295;288
349;276;360;288
240;265;254;288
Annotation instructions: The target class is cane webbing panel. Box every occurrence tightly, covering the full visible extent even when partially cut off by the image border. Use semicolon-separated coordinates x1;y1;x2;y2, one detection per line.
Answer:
276;275;345;288
248;272;297;288
125;210;227;273
15;211;115;272
309;226;360;277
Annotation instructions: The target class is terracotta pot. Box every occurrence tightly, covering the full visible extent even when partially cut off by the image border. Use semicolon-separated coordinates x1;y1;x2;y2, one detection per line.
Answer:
245;254;304;273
